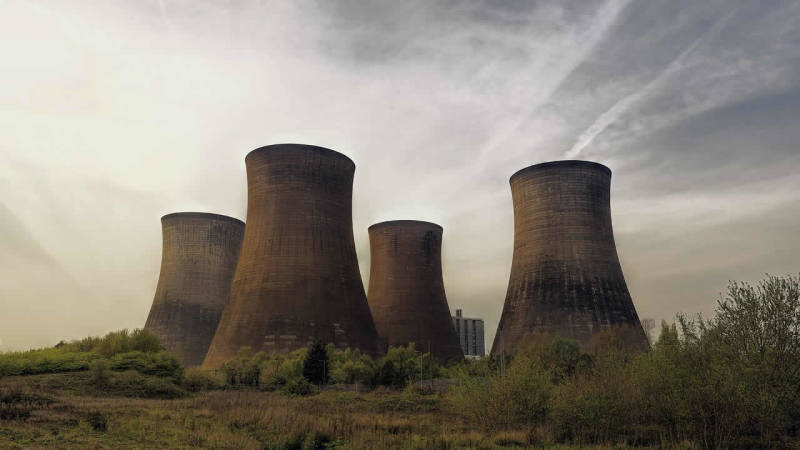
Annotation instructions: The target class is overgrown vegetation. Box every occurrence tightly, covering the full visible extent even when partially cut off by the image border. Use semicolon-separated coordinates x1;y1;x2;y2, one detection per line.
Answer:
0;274;797;448
0;329;185;399
0;329;177;377
447;274;800;447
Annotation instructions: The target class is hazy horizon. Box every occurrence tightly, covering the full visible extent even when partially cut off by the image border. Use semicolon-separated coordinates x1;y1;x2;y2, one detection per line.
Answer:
2;0;799;351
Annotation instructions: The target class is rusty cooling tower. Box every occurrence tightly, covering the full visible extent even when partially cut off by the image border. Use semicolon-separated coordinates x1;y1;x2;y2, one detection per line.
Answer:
144;212;244;367
492;161;647;355
367;221;463;362
203;144;382;367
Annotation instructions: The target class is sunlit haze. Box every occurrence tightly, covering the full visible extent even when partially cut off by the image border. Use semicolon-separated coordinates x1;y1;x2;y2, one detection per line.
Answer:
2;0;799;350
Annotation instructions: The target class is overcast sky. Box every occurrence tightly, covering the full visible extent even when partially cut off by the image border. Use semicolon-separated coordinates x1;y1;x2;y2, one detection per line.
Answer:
1;0;799;351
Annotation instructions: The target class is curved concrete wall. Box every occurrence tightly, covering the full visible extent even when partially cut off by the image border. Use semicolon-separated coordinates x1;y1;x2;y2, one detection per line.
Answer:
204;144;381;367
144;212;244;367
367;221;463;362
492;161;647;355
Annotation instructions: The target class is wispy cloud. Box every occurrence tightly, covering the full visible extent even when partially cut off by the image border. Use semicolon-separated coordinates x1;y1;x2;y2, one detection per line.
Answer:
565;8;738;159
1;0;799;349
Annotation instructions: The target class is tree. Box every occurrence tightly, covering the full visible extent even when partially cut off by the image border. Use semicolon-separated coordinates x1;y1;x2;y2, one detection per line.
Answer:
302;341;329;386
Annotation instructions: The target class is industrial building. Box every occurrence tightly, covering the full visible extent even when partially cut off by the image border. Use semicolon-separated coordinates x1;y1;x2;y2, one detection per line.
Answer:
366;220;463;362
491;160;648;355
144;212;244;367
452;309;485;357
203;144;382;367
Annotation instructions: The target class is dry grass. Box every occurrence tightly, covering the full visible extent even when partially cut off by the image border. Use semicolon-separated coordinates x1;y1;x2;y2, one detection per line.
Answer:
0;378;636;449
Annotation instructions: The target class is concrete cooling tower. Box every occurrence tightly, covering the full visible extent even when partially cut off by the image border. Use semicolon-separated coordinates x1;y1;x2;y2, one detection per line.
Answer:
144;212;244;367
492;161;647;355
203;144;382;367
367;221;463;362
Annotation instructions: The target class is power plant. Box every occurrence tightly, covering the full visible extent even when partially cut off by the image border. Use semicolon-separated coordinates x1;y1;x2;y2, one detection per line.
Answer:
367;221;463;362
203;144;382;367
143;150;647;366
492;161;647;355
144;212;244;367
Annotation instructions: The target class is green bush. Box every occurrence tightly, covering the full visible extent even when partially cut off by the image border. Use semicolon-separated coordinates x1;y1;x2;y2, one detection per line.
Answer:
89;359;111;387
0;329;166;377
106;371;187;399
109;351;183;382
372;344;441;388
183;368;226;392
282;377;316;397
327;346;376;386
446;274;800;447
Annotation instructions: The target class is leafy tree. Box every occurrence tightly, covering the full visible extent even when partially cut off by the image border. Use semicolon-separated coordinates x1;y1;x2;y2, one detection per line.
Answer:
302;341;329;386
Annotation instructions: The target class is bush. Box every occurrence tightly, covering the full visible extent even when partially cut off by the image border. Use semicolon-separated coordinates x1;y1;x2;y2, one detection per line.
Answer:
183;368;226;392
106;371;187;399
109;351;183;382
282;377;316;397
86;410;108;432
89;359;111;387
219;347;307;389
446;274;800;447
0;329;166;377
327;347;376;386
372;344;441;388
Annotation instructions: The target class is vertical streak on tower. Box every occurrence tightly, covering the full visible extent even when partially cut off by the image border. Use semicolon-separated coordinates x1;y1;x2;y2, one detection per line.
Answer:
491;161;647;355
145;212;244;367
367;221;464;362
203;144;382;367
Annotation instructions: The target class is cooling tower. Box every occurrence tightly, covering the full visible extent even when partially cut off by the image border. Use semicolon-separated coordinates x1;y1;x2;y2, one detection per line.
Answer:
203;144;382;367
491;161;648;355
144;212;244;367
367;221;464;362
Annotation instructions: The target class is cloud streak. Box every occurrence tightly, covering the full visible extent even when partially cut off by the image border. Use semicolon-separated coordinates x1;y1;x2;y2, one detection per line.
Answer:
565;8;738;159
1;0;799;350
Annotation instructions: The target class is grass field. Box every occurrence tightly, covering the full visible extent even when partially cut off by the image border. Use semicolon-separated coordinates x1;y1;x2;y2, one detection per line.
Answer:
0;372;640;449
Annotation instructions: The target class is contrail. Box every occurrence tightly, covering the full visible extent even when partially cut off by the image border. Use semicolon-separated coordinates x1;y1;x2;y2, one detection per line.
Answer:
564;8;738;159
474;0;633;165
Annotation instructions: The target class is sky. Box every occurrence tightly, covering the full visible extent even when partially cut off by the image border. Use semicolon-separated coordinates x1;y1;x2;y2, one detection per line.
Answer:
1;0;799;351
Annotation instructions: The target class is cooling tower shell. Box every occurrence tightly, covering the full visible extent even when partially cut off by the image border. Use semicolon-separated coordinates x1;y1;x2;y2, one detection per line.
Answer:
491;160;647;355
367;221;464;362
144;212;244;367
203;144;382;367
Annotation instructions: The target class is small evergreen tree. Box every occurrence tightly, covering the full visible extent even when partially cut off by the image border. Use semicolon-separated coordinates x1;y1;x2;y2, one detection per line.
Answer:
302;341;329;385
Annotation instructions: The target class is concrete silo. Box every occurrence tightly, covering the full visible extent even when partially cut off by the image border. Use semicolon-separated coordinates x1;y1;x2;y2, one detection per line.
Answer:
491;161;647;355
367;221;463;362
145;212;244;367
203;144;382;367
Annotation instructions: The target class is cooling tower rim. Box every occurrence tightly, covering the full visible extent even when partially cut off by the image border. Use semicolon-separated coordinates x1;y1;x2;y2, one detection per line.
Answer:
368;220;443;231
245;143;355;167
161;212;245;226
510;160;611;182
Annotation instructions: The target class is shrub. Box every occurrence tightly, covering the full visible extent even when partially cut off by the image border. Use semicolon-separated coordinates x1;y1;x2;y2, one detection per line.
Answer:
89;359;111;387
86;410;108;432
183;368;226;392
328;346;376;386
109;351;183;382
282;377;316;397
106;371;187;399
0;329;166;377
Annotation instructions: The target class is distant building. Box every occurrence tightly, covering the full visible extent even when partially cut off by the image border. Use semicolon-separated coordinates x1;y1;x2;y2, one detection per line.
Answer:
452;309;485;357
